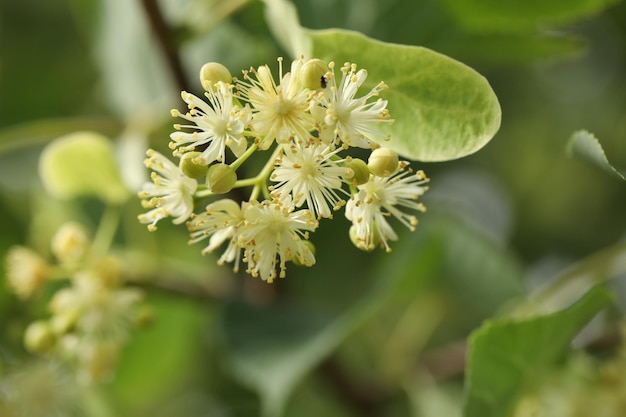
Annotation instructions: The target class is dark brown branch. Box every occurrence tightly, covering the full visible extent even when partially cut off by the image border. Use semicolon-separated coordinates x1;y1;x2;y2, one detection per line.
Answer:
139;0;190;92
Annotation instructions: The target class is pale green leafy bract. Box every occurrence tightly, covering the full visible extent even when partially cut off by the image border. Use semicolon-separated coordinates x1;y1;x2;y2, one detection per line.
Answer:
39;131;130;204
439;0;619;33
463;286;613;417
308;29;502;162
567;130;625;181
262;0;312;58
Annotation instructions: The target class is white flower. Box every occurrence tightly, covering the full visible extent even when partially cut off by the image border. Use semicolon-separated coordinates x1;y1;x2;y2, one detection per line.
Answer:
187;199;245;272
237;56;314;149
346;163;428;251
138;149;197;231
238;199;318;282
270;139;351;219
50;270;142;341
51;222;90;267
170;82;251;165
312;62;393;148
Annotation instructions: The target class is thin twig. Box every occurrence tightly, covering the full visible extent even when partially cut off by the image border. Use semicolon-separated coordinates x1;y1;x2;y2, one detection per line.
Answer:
139;0;190;92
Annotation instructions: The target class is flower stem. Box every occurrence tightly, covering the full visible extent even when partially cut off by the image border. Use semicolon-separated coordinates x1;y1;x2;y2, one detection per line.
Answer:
89;205;122;262
230;142;258;171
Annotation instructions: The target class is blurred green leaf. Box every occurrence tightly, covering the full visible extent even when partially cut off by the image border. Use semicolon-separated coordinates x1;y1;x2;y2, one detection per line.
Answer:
38;131;130;204
92;0;176;118
262;0;311;58
463;285;613;417
433;214;523;319
109;293;211;414
309;29;501;162
438;0;620;33
530;240;626;314
439;33;586;65
566;130;625;181
221;223;441;417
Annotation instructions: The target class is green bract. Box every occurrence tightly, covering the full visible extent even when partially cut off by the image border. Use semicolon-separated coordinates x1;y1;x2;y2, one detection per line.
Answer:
39;131;130;204
309;29;501;162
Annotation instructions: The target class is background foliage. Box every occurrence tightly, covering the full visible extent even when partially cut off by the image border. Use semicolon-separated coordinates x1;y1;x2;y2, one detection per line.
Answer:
1;0;626;416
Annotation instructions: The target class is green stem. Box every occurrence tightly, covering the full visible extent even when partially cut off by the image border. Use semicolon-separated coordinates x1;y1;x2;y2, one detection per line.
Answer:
195;188;215;199
89;205;122;262
230;142;258;171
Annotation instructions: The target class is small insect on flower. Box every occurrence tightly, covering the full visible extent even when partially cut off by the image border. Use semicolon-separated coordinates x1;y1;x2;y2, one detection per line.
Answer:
320;75;328;89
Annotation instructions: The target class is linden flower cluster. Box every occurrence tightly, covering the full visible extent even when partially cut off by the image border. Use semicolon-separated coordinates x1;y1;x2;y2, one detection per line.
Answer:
4;222;146;384
138;56;429;283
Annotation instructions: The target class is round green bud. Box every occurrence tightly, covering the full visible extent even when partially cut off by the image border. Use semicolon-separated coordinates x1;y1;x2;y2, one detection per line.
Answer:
292;240;316;266
50;308;79;335
24;321;56;353
180;152;208;179
367;147;399;177
206;164;237;194
301;58;328;90
348;223;380;252
200;62;232;89
346;158;370;185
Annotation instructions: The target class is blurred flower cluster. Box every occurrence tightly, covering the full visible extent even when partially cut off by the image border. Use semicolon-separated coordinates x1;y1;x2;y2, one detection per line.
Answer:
138;56;430;283
5;222;147;384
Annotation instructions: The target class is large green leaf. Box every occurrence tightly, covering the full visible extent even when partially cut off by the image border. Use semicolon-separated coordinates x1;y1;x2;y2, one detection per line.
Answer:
463;286;613;417
566;130;625;182
438;0;619;33
308;29;501;162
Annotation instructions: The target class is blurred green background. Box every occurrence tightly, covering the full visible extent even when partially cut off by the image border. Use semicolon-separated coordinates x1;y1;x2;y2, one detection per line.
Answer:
1;0;626;416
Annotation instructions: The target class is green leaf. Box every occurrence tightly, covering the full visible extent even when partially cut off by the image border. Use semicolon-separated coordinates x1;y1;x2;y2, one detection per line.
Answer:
438;33;586;65
109;293;211;413
91;0;176;118
439;0;619;33
463;285;613;417
566;130;625;181
308;29;501;162
38;131;130;204
530;240;626;314
222;303;336;417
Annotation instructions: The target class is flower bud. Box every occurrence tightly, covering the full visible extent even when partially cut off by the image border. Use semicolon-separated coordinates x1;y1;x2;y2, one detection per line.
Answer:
179;151;209;179
51;222;89;266
367;147;399;177
301;59;328;90
206;164;237;194
5;246;49;299
89;255;124;288
346;158;370;185
200;62;232;89
50;309;79;335
292;240;316;266
24;321;56;353
349;225;377;252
